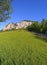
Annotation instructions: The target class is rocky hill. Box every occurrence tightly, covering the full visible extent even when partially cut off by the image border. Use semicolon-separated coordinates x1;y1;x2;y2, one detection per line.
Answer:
3;23;16;31
3;20;32;31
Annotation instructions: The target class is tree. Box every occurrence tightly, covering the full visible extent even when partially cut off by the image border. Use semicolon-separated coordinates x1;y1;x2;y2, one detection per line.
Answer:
0;0;12;22
27;21;41;33
41;19;47;34
27;19;47;34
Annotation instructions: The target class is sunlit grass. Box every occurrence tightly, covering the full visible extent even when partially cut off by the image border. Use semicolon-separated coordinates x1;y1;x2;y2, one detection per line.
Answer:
0;30;47;65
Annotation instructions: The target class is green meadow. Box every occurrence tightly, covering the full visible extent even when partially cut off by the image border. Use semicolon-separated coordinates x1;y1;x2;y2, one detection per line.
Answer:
0;30;47;65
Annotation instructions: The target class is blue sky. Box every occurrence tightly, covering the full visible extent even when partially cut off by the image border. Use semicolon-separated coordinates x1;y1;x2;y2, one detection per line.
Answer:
0;0;47;30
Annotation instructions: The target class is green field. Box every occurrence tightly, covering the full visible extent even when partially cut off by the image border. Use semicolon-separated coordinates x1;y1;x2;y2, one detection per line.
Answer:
0;30;47;65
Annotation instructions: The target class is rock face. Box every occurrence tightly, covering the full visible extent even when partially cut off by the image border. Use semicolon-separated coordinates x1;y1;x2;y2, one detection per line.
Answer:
3;20;32;31
3;23;15;31
16;21;32;29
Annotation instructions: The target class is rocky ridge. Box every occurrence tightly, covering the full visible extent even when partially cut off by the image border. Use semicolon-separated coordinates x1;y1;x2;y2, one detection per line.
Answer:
3;20;32;31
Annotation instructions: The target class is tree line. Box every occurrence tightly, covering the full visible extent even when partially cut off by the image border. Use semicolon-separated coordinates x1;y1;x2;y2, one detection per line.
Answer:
27;19;47;34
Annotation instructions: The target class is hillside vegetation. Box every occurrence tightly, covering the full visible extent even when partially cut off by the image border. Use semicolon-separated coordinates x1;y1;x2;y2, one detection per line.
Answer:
27;19;47;34
0;30;47;65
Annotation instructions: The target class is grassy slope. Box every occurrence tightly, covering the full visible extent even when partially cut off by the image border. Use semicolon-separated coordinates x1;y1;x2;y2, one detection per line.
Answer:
0;30;47;65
